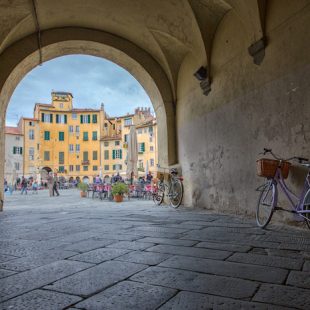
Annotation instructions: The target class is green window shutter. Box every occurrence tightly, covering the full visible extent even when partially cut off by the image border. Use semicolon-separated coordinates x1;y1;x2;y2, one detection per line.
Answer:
92;131;97;140
104;150;109;160
59;132;64;141
20;147;23;155
41;113;44;122
120;149;122;159
112;150;116;159
80;115;83;124
50;114;53;123
64;115;67;124
83;132;88;141
88;115;91;123
92;114;97;123
113;164;116;170
56;114;59;123
13;147;16;154
83;151;88;161
93;151;97;160
142;142;145;152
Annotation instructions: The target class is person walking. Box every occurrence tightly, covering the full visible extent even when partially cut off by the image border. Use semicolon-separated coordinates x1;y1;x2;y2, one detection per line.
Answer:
53;173;60;196
20;176;28;195
47;172;54;197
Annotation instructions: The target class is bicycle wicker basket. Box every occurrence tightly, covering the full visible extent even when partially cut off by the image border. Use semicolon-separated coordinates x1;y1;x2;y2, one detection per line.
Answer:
256;158;291;179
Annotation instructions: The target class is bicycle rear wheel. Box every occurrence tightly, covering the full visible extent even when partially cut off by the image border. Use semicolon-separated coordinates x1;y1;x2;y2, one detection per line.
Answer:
256;181;276;228
302;189;310;230
170;179;183;208
153;182;165;205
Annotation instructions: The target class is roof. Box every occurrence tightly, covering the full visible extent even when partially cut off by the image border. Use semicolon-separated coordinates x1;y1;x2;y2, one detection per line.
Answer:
22;117;38;121
35;103;53;107
107;114;134;120
72;108;101;112
135;118;157;129
5;126;23;135
52;91;73;97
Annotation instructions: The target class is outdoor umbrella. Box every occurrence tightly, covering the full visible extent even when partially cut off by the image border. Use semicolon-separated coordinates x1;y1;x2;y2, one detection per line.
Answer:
126;125;138;181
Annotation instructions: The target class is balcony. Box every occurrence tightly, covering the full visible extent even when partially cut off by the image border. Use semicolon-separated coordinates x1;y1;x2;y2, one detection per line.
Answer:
81;160;89;165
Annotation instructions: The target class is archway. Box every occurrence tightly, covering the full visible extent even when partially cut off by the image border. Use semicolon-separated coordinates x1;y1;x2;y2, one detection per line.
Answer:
0;28;177;210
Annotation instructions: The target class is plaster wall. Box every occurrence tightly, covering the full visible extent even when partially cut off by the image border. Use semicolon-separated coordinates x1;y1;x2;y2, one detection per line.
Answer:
177;2;310;222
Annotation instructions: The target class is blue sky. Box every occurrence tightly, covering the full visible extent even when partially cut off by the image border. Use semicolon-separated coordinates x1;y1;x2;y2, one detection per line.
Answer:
6;55;153;126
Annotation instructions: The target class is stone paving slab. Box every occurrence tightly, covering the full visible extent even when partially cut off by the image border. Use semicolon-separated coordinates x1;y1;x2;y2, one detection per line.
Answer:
303;260;310;271
253;283;310;309
0;289;82;310
286;271;310;289
0;254;18;263
0;260;93;302
75;280;176;310
159;291;294;310
158;255;288;284
68;247;131;264
195;241;251;252
115;250;172;265
130;266;259;299
146;244;231;260
227;252;304;270
0;269;16;279
250;247;310;259
44;260;147;297
59;238;115;253
107;241;155;251
135;237;197;247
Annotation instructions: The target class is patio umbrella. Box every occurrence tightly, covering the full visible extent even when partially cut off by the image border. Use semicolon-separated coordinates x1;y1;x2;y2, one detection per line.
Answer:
126;125;138;181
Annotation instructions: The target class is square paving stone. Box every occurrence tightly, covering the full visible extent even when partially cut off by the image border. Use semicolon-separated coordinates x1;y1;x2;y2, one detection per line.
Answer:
195;241;251;252
44;260;147;297
0;260;93;302
60;238;115;253
146;244;231;260
0;254;18;263
0;289;82;310
287;271;310;289
136;237;197;247
0;268;16;279
115;251;172;265
130;266;259;299
250;247;306;259
107;241;155;251
75;280;176;310
158;291;292;310
227;252;304;270
158;255;288;284
253;283;310;309
69;248;131;264
303;260;310;271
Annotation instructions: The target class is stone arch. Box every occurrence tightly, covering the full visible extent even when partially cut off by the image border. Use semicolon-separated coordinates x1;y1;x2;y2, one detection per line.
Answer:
0;27;177;209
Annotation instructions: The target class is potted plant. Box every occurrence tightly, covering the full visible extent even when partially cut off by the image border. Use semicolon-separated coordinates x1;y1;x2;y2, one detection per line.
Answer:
111;182;128;202
77;182;88;198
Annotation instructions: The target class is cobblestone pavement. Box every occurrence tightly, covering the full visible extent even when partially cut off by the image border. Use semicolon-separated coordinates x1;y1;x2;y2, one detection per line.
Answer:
0;189;309;309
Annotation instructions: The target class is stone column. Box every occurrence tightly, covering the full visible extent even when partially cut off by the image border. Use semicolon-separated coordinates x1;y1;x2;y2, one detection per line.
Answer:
0;111;5;211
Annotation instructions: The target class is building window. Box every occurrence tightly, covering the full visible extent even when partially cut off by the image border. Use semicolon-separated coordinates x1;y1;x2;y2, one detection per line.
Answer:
76;125;80;133
124;118;132;126
139;160;143;169
149;136;153;142
104;165;109;171
59;132;65;141
42;113;53;123
83;132;88;141
150;159;154;167
29;129;35;140
92;114;97;123
44;151;50;161
59;103;64;108
13;147;22;154
76;165;80;171
144;128;147;133
93;151;98;160
69;144;74;153
72;113;77;120
76;144;80;153
104;141;109;147
44;131;50;141
59;166;65;172
92;131;97;141
124;134;128;143
112;164;122;170
29;147;34;161
59;152;64;164
150;146;154;152
93;165;98;171
80;114;91;124
138;128;142;134
112;149;122;159
83;151;88;161
115;141;120;146
83;166;88;171
15;136;20;141
29;121;34;126
56;114;67;124
104;150;109;160
149;126;153;133
37;144;40;150
69;165;74;172
69;125;74;133
14;162;20;170
138;142;145;153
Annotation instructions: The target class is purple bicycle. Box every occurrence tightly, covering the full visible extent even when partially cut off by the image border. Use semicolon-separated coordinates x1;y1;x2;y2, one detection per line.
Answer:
256;148;310;229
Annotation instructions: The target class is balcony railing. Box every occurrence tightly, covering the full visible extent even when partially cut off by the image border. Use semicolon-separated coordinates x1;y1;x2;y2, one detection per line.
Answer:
82;160;89;165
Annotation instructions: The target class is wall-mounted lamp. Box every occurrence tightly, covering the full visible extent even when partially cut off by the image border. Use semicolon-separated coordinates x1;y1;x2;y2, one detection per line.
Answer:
194;66;211;96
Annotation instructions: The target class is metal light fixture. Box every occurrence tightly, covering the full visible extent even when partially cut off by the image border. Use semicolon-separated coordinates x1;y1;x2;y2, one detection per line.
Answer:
194;66;211;96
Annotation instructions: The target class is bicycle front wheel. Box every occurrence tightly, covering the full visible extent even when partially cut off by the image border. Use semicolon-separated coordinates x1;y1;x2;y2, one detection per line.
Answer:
153;182;165;205
170;179;183;208
302;189;310;229
256;181;276;228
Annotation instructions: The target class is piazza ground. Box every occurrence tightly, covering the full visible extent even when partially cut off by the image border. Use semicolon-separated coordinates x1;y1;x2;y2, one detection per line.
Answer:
0;190;309;309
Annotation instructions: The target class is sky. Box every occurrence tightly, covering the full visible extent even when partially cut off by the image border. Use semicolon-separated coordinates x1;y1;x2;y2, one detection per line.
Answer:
6;55;153;126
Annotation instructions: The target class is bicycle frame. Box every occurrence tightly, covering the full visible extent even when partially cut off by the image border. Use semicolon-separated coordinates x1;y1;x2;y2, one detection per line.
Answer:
272;166;310;219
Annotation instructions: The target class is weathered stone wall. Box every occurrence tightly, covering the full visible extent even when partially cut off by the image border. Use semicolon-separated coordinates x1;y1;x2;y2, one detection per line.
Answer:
177;2;310;221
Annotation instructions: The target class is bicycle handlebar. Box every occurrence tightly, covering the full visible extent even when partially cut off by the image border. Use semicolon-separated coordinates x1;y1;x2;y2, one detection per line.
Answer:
261;148;309;163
